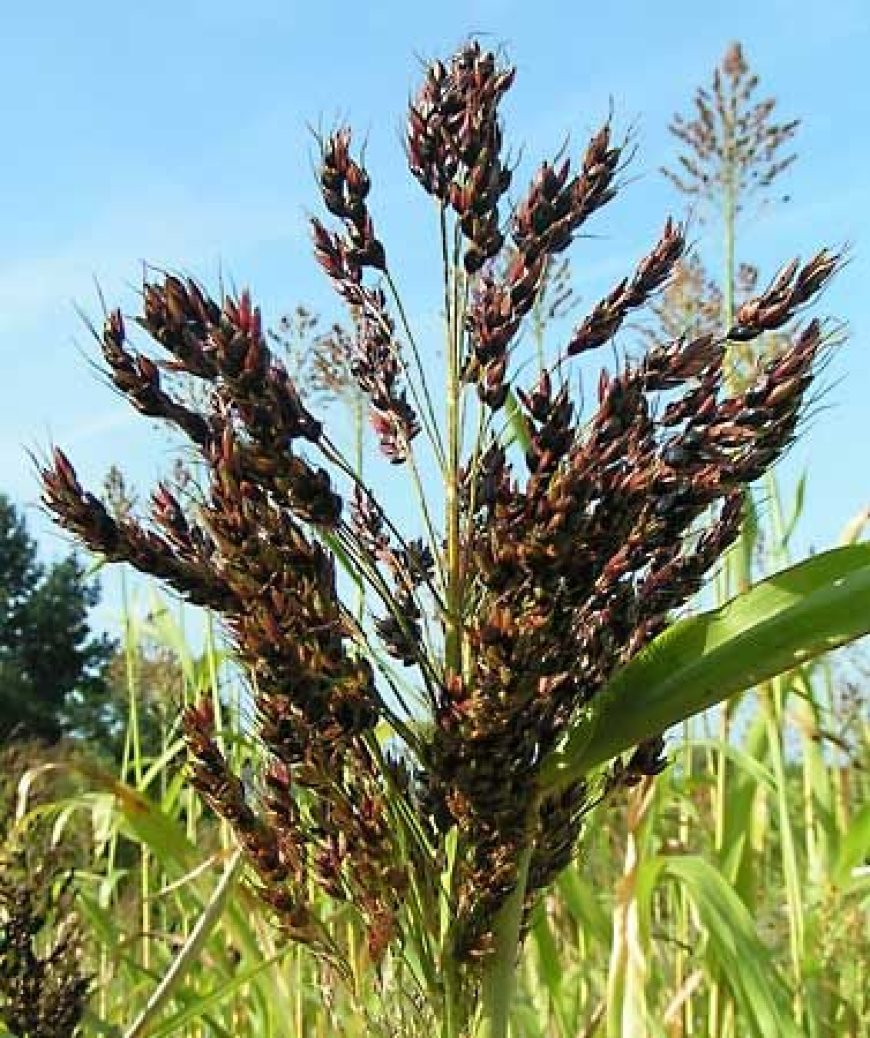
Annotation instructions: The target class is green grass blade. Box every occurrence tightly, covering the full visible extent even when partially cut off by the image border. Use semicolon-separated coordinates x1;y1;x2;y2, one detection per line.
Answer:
529;904;573;1038
556;867;612;945
663;856;802;1038
122;849;244;1038
681;737;775;790
780;469;808;552
139;950;290;1038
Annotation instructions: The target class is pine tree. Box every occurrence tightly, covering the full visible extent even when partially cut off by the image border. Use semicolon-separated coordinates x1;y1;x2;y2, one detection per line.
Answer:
0;494;115;745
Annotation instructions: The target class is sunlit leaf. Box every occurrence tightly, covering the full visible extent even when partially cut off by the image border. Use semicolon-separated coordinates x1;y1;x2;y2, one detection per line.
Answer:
542;544;870;787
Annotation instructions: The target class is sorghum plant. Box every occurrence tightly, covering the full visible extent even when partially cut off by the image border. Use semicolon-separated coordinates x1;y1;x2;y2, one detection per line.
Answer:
660;44;855;1035
40;41;865;1037
664;40;800;365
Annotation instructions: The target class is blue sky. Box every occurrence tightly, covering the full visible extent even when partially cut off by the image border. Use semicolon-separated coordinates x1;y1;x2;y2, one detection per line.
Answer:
2;0;868;627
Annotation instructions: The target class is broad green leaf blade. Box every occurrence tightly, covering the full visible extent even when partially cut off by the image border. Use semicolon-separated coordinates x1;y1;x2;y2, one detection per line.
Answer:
542;544;870;788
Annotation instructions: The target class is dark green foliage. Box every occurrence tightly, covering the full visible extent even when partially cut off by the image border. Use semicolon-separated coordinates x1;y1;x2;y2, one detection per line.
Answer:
0;494;115;746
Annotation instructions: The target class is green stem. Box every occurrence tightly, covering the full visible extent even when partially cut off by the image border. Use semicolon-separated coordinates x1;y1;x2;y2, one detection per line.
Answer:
442;956;462;1038
762;683;806;1019
386;270;446;471
711;133;739;1038
353;394;365;622
442;207;463;679
477;842;534;1038
437;206;467;1038
723;174;736;336
407;445;447;602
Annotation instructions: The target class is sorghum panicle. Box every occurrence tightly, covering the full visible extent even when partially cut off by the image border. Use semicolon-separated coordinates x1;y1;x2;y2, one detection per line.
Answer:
40;39;840;993
663;41;799;208
408;41;514;272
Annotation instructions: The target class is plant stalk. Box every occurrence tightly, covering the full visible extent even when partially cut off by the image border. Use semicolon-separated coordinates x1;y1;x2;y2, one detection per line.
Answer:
476;842;535;1038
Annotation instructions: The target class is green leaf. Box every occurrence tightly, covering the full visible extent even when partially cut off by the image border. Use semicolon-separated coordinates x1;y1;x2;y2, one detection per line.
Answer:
529;904;574;1038
834;801;870;887
682;736;775;790
136;950;290;1038
556;868;611;946
542;544;870;788
80;1011;123;1038
123;850;244;1038
661;856;802;1038
320;528;365;597
503;388;532;454
780;469;807;550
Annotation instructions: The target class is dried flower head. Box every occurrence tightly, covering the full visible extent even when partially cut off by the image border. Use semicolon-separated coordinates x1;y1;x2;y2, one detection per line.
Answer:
270;307;358;406
664;41;799;211
642;254;724;344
